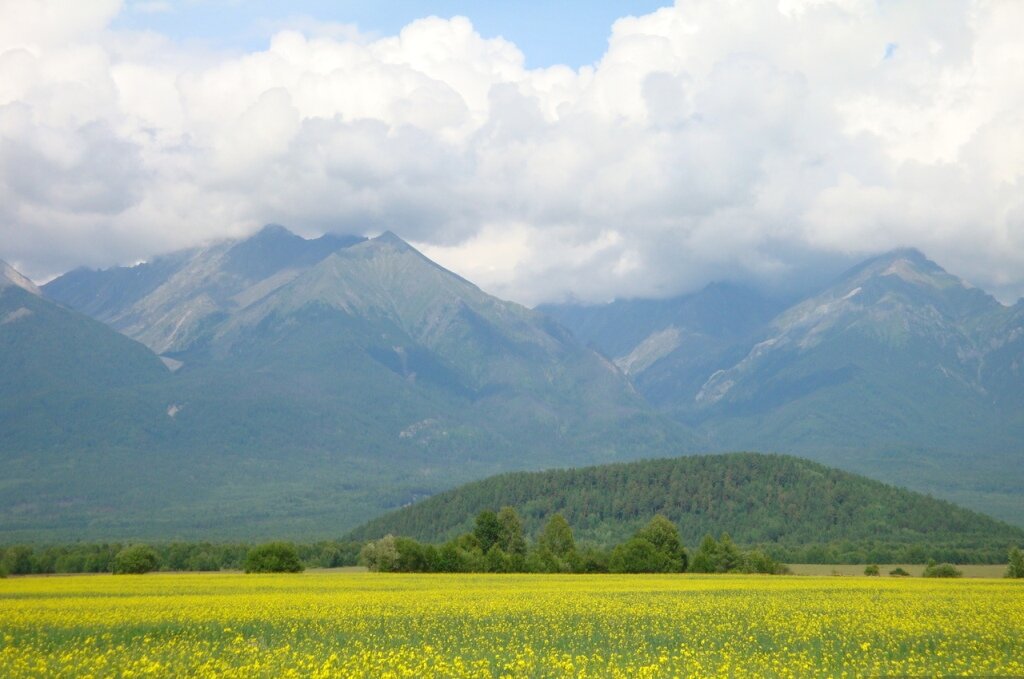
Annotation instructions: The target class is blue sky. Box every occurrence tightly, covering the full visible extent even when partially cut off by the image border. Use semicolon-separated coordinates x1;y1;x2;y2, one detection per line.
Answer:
114;0;672;68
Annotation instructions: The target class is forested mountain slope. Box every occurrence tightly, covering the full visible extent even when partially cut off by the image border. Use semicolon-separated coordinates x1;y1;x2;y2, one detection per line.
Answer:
2;233;691;541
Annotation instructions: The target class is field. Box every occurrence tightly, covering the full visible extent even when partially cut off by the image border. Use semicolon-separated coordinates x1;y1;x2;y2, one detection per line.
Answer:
2;573;1022;677
786;563;1008;577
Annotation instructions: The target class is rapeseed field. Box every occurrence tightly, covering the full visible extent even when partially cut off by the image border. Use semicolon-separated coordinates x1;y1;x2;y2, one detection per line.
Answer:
1;572;1021;677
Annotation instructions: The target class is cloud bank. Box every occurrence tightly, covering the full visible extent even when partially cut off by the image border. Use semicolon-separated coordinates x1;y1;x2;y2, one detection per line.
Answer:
1;0;1023;304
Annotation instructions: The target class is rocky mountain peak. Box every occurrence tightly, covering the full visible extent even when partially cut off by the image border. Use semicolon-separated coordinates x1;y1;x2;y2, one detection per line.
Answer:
370;230;415;251
0;260;41;296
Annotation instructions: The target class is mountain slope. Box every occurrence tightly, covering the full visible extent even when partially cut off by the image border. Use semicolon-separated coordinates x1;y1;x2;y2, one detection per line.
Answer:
1;261;168;400
542;250;1024;524
3;233;691;541
1;262;180;539
348;452;1024;561
540;283;781;361
165;232;688;474
43;225;365;355
540;284;786;409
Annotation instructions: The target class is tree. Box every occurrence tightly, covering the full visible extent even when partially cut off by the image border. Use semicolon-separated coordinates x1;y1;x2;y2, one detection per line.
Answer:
635;515;687;571
474;510;502;554
394;538;428;572
112;545;160;574
717;533;743;572
1005;547;1024;578
538;514;575;559
359;535;399;572
435;543;463;573
864;564;880;576
244;542;303;573
497;506;527;557
609;538;675;573
690;535;720;573
485;545;511;573
1;545;34;575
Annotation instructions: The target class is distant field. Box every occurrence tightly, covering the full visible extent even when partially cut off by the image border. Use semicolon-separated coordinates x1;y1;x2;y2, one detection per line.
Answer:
787;563;1008;578
1;572;1022;677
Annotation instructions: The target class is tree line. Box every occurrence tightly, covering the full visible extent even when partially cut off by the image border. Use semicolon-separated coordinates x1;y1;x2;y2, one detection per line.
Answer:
3;529;1022;577
359;508;789;574
0;540;361;576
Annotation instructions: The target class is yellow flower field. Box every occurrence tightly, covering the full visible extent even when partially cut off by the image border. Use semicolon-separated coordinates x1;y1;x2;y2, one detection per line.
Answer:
1;572;1022;677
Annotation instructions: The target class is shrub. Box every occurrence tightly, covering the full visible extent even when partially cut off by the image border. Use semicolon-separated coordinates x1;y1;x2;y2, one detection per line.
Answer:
112;545;160;574
922;561;962;578
889;567;910;577
244;542;303;573
864;564;880;576
741;549;787;575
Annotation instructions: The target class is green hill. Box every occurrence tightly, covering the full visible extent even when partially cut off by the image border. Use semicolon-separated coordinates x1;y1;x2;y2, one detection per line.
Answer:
348;452;1024;562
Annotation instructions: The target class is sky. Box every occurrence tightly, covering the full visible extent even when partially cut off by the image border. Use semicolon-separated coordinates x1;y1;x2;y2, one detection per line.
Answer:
2;0;1023;305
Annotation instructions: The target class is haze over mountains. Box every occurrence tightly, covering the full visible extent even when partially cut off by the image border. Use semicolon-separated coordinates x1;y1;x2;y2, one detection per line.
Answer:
1;226;1021;540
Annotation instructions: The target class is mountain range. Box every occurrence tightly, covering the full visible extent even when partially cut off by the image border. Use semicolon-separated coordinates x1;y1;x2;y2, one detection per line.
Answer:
542;248;1024;522
2;229;681;541
1;226;1021;540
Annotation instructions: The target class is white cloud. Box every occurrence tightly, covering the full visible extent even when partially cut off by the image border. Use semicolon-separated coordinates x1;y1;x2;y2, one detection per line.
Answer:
1;0;1023;304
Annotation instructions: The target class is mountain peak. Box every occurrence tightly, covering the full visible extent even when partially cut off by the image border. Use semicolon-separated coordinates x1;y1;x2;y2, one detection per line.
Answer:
242;224;300;244
878;246;928;263
0;260;41;296
836;247;956;292
371;231;414;250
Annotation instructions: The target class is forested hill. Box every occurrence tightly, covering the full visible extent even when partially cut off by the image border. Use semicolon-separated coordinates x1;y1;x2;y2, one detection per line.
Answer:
348;453;1024;559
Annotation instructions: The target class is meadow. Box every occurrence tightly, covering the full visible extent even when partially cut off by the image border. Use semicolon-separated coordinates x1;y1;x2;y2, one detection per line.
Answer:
1;572;1022;677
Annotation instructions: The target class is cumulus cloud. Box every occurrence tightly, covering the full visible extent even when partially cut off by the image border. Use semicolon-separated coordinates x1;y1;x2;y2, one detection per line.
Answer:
1;0;1023;304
